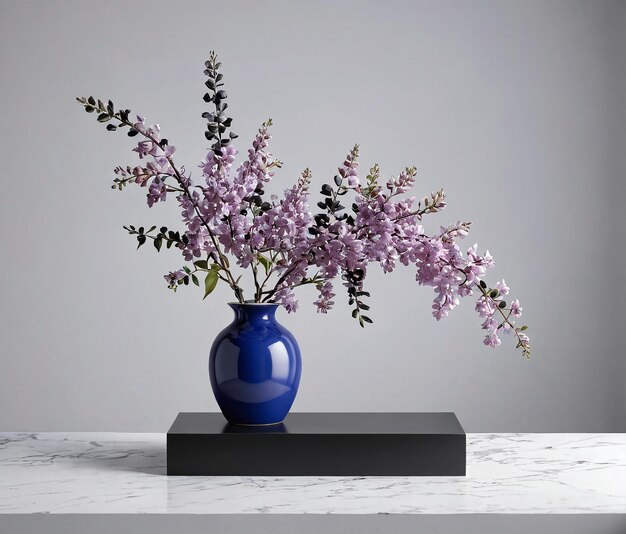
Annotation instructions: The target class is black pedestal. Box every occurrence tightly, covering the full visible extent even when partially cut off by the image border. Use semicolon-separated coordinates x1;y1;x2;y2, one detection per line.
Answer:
167;412;466;476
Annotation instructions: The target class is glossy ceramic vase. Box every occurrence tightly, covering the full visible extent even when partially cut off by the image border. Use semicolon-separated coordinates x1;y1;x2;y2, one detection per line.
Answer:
209;303;302;425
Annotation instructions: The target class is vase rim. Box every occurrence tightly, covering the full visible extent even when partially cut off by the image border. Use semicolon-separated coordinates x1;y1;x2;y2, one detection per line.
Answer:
227;301;282;307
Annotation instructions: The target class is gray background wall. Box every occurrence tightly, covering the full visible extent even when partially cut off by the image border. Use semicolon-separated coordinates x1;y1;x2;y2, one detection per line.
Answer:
1;0;624;432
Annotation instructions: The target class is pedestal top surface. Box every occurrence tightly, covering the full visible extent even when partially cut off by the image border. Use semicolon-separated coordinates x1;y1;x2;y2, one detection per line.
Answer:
169;412;464;435
1;431;625;514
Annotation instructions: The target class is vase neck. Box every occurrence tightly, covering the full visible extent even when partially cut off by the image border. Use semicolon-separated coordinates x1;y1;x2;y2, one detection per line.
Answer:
228;303;280;323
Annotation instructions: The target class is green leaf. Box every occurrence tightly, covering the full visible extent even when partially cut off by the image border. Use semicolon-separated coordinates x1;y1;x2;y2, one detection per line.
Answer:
489;289;499;299
191;274;199;287
203;270;219;299
136;235;146;249
193;260;208;269
520;325;528;331
154;237;162;252
210;263;222;270
183;266;191;274
257;255;272;275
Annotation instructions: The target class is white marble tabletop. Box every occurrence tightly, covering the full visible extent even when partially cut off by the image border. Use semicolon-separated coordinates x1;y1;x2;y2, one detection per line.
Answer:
0;432;625;514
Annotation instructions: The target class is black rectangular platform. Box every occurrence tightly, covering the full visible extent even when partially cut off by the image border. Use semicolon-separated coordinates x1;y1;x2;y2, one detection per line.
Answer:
167;412;466;476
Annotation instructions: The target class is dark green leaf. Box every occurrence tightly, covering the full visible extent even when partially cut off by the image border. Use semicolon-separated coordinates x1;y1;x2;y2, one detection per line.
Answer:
154;237;162;252
194;260;208;269
191;274;199;286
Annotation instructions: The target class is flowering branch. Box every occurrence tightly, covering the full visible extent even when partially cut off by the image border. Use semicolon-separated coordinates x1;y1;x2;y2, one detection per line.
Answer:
76;51;531;358
76;95;245;302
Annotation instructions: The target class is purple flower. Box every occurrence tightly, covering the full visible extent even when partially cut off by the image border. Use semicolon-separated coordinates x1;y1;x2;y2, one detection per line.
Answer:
496;279;510;296
314;281;335;313
164;269;186;290
510;299;523;318
147;177;167;207
275;287;299;313
483;332;502;348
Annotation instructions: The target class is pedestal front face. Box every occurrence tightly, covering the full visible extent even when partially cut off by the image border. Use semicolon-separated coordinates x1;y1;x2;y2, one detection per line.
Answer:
167;412;466;476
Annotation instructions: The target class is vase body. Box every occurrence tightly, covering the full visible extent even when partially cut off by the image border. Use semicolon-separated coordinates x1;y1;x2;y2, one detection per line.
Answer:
209;303;301;425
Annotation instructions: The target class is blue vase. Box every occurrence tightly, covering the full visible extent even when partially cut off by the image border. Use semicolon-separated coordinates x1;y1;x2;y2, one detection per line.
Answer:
209;303;302;425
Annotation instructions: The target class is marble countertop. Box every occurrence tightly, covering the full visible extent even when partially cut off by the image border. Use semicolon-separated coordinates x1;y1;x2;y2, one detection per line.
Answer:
0;432;625;514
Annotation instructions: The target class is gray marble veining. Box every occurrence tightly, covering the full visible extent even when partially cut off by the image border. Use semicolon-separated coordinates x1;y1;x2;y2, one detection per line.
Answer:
0;432;625;514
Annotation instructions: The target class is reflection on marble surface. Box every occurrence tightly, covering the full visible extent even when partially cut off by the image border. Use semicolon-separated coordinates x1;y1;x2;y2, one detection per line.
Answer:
0;432;625;514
